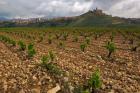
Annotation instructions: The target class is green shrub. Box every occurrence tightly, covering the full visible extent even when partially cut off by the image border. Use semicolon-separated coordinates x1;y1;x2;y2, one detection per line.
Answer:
38;36;43;42
80;43;87;52
110;32;115;42
0;35;16;46
41;54;62;75
27;43;36;58
55;33;61;39
110;34;114;42
131;42;140;51
41;55;50;66
84;35;88;39
18;41;26;51
5;37;10;43
28;43;34;50
129;37;134;44
73;35;78;42
48;35;53;44
46;63;62;75
41;51;55;65
9;40;16;46
28;49;36;58
88;69;102;91
48;51;55;61
58;41;65;49
82;90;90;93
94;33;99;40
63;32;68;40
105;41;116;58
85;37;90;45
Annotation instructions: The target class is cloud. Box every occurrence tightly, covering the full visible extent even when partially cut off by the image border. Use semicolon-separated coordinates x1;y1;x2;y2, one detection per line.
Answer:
108;0;140;18
0;0;140;18
92;0;140;18
35;0;92;18
0;0;7;5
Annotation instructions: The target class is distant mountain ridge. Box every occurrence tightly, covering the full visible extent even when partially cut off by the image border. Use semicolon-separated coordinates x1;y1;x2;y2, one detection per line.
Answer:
0;17;8;21
0;8;140;27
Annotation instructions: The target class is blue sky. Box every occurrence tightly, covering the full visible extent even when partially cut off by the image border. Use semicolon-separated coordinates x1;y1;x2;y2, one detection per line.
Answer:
0;0;140;18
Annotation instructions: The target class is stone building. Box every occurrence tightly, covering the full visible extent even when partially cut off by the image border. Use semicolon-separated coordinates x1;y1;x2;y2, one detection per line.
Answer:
93;8;105;16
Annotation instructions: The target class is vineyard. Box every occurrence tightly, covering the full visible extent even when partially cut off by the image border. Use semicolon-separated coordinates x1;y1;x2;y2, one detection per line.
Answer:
0;27;140;93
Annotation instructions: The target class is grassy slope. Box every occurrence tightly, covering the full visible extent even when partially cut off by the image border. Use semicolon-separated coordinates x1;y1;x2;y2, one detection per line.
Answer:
68;12;127;27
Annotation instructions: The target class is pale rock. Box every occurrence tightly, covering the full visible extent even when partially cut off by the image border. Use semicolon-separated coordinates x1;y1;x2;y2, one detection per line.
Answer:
69;85;74;93
47;84;61;93
117;72;122;77
89;66;92;69
19;89;25;93
96;55;105;63
3;81;8;92
108;89;115;93
65;71;70;77
31;88;40;93
96;55;102;60
63;77;69;82
33;75;38;81
109;80;114;85
28;65;35;68
38;81;41;86
101;84;106;89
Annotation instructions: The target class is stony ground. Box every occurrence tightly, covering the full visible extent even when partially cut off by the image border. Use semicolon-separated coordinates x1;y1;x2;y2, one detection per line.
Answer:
0;31;140;93
0;42;60;93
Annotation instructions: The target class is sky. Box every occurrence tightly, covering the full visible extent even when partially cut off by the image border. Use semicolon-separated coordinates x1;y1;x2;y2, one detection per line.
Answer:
0;0;140;18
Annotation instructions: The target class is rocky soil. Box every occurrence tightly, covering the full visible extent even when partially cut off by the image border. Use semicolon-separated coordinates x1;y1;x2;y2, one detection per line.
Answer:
0;31;140;93
0;42;61;93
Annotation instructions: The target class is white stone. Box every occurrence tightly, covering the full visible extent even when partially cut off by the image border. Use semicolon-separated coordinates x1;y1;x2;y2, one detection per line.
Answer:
47;84;61;93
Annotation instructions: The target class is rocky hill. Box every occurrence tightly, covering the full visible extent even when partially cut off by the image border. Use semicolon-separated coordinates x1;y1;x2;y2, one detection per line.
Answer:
0;8;140;27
